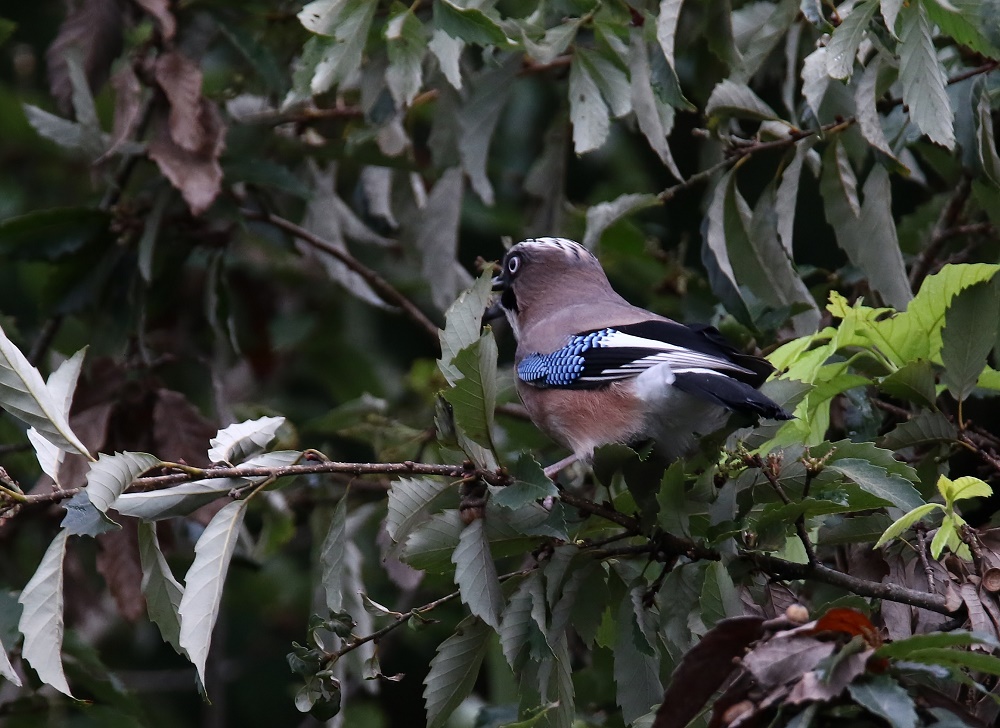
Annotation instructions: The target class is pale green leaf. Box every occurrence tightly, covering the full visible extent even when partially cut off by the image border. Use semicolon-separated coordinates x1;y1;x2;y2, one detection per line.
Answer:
583;192;659;250
569;53;611;154
178;499;249;686
930;513;958;558
521;18;582;65
321;496;349;612
208;416;284;464
875;630;1000;658
46;348;85;420
452;518;504;629
801;47;830;120
775;139;813;256
881;0;904;36
826;0;877;80
705;79;780;121
113;479;239;521
924;0;1000;59
429;30;463;89
940;475;992;503
941;280;999;401
86;451;162;513
576;47;631;119
423;616;491;728
385;8;426;108
27;427;64;486
855;56;895;157
629;31;683;179
899;1;955;148
459;59;518;206
138;521;185;656
848;675;918;728
0;324;90;457
0;638;19;687
897;646;1000;675
18;529;72;696
433;0;509;46
874;503;941;548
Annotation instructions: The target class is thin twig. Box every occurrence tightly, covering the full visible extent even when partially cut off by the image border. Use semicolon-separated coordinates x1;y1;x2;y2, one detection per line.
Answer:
747;454;818;566
916;528;935;593
241;209;441;343
910;175;972;290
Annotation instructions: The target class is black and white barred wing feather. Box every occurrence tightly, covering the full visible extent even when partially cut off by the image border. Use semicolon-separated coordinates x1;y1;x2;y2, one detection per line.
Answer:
517;321;791;420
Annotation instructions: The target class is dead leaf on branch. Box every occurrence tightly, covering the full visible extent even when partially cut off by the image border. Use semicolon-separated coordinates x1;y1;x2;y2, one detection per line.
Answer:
154;51;204;153
147;101;226;216
46;0;124;115
130;0;175;41
96;517;145;621
98;63;144;162
152;389;216;467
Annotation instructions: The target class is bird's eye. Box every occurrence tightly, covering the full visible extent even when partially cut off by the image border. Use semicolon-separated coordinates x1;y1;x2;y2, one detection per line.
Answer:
507;255;520;275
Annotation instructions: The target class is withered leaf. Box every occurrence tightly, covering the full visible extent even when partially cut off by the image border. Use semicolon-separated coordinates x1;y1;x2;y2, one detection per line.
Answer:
152;389;216;467
742;635;836;689
99;63;144;161
96;517;145;621
130;0;176;41
812;608;881;646
147;102;226;216
46;0;124;115
154;51;204;153
653;616;764;728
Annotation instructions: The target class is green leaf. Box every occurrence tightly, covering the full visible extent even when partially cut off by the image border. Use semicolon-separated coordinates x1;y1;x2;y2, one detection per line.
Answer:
941;280;999;401
878;360;937;408
0;18;15;47
582;193;660;251
0;208;110;261
848;675;918;728
576;46;631;120
705;79;780;121
0;326;90;457
207;416;284;464
827;458;925;511
452;518;504;630
18;530;72;696
569;51;611;154
113;479;239;521
499;572;547;670
819;514;894;545
521;17;583;65
60;491;121;537
403;509;464;573
938;474;992;505
85;451;162;513
879;411;958;451
930;513;960;558
629;30;683;179
439;271;493;386
458;59;518;206
178;499;249;686
976;81;1000;185
491;453;557;510
896;646;1000;675
28;427;64;487
443;332;498;456
924;0;1000;59
854;56;896;158
433;0;509;46
320;496;349;612
873;503;941;548
385;6;426;108
214;16;286;93
301;0;376;94
875;630;999;659
386;476;452;548
138;521;185;656
657;460;688;535
899;0;955;149
826;0;877;79
423;616;491;728
613;592;662;723
701;561;741;628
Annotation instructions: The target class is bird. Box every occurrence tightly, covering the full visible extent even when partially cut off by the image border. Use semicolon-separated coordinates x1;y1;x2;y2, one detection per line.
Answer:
487;237;792;476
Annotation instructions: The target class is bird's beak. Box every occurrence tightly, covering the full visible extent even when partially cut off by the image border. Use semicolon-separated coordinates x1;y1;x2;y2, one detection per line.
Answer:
491;274;505;291
483;300;505;322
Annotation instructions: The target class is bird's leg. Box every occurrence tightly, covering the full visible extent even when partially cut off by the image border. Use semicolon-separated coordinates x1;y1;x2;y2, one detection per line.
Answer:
543;454;579;480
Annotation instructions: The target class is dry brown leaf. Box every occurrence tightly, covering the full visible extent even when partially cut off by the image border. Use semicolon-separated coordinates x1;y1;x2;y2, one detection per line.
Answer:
154;51;204;153
742;635;835;689
96;517;145;621
130;0;175;41
99;63;144;161
46;0;124;115
147;103;225;216
152;389;216;467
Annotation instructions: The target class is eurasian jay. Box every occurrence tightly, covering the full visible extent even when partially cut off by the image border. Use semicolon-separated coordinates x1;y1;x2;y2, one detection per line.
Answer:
488;237;792;475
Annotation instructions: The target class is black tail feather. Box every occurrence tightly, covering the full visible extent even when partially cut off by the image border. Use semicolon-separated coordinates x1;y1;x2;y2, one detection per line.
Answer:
673;372;793;420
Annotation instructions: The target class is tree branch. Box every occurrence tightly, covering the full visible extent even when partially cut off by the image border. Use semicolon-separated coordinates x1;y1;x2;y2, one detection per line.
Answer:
909;175;972;291
241;208;441;344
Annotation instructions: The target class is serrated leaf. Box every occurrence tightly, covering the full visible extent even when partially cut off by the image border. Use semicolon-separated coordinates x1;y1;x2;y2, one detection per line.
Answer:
705;79;780;121
207;416;284;464
899;646;1000;675
320;496;348;612
113;478;239;521
875;630;999;658
879;411;958;451
18;530;72;696
802;47;830;120
569;52;611;154
433;0;508;46
939;474;992;505
386;476;452;547
0;326;90;457
86;451;162;513
385;7;425;108
827;458;925;511
178;499;248;686
873;503;941;548
0;639;19;687
826;0;877;80
413;167;469;313
403;509;464;572
443;332;498;456
924;0;1000;60
500;572;546;670
657;460;688;535
439;266;492;387
878;360;937;408
629;31;683;179
941;280;999;401
491;453;557;510
138;521;185;656
423;616;490;728
855;57;895;158
613;592;662;723
582;193;660;250
776;139;813;256
458;59;517;205
576;47;631;119
848;674;918;728
60;491;121;537
701;561;742;628
452;518;503;629
899;1;955;148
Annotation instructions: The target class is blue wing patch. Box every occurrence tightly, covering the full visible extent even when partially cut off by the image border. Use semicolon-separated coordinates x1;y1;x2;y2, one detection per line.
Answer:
517;329;614;386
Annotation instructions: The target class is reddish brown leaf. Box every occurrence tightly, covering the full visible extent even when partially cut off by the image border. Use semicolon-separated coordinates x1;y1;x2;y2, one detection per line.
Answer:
154;51;204;153
653;616;765;728
46;0;124;115
96;517;145;622
147;103;226;216
812;608;881;646
152;389;216;467
99;63;144;161
130;0;175;41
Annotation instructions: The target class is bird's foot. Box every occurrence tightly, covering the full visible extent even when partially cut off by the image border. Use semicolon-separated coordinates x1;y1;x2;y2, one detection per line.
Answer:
543;454;579;481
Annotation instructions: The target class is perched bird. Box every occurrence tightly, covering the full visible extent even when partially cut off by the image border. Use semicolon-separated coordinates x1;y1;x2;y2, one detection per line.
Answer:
488;237;792;475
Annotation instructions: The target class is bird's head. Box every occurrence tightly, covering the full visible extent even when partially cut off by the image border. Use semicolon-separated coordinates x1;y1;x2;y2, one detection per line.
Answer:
487;238;609;335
